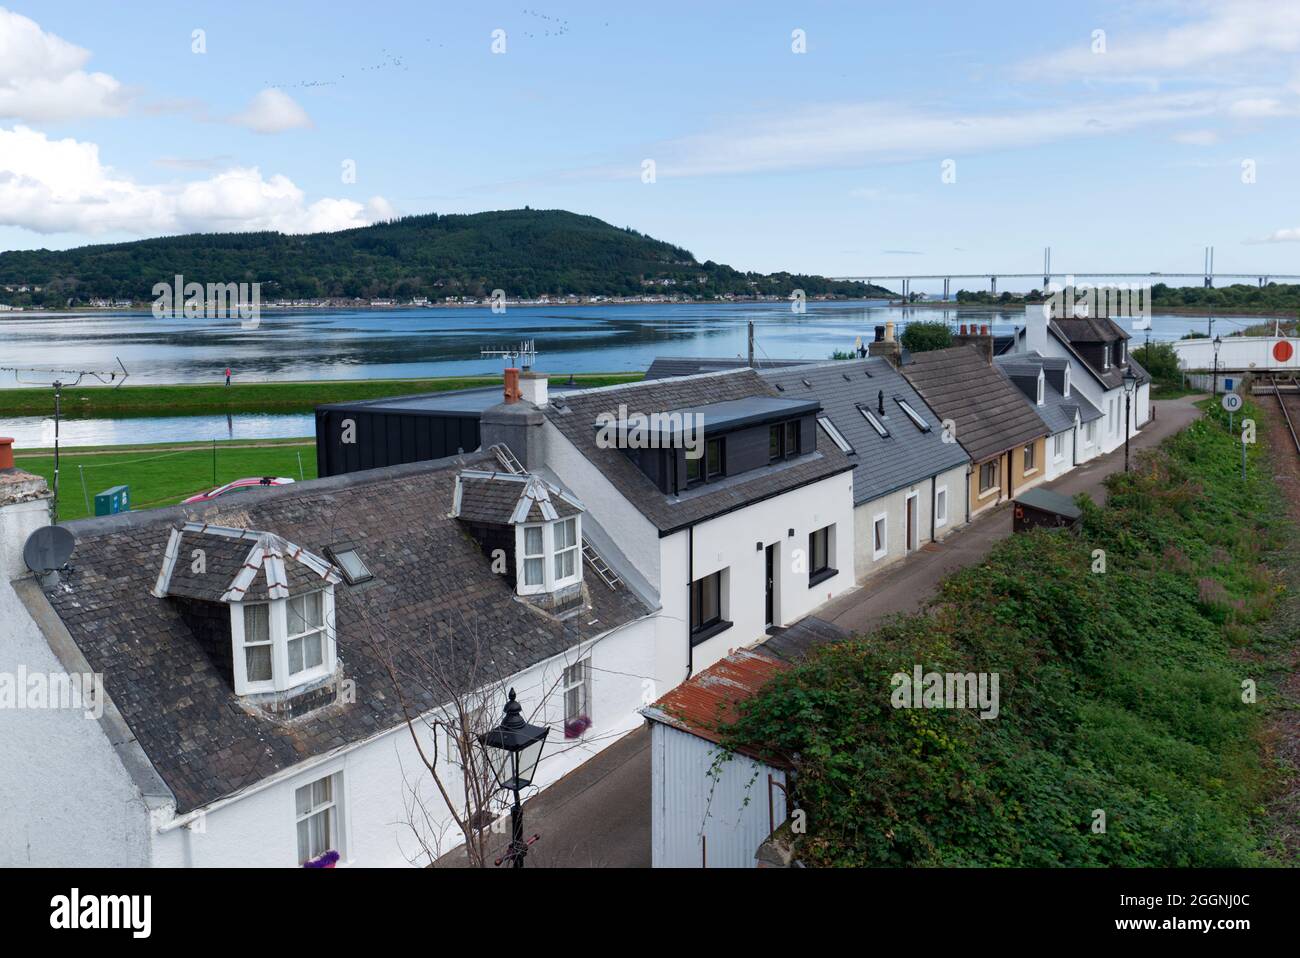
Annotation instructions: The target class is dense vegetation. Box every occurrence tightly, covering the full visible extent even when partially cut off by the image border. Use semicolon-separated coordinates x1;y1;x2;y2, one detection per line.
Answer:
899;320;953;354
723;403;1285;866
0;209;889;305
954;282;1300;314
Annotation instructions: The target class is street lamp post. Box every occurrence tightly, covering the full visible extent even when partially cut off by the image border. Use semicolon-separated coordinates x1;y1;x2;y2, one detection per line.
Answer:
1212;334;1223;398
1122;367;1137;472
480;688;549;868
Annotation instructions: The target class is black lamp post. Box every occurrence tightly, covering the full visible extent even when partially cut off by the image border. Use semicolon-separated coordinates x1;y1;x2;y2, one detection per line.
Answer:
480;688;548;868
1122;367;1137;472
1212;334;1222;398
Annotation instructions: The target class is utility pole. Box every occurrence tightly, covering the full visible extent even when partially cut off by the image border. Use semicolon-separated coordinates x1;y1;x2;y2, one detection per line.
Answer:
747;320;755;367
0;358;128;524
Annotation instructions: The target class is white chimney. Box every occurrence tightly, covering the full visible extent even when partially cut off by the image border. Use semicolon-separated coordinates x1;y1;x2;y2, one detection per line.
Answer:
1024;304;1049;355
0;439;53;583
519;371;549;407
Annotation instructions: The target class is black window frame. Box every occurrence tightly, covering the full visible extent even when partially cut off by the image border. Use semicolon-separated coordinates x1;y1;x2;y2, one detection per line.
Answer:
705;437;724;479
689;570;730;643
808;525;837;587
769;419;801;462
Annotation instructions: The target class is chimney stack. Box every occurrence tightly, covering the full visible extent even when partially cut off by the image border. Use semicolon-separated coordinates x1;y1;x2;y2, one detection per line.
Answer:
518;371;549;407
868;326;902;368
503;367;522;404
0;441;53;583
952;324;994;364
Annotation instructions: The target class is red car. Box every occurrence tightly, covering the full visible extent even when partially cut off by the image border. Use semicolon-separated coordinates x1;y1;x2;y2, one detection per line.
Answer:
181;476;295;504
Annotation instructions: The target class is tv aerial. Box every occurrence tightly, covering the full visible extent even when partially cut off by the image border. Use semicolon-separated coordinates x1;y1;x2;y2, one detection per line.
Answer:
23;525;75;588
480;340;538;370
0;357;129;524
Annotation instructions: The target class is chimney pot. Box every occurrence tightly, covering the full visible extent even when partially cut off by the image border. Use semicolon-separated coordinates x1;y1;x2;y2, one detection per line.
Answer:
877;389;884;415
959;323;968;336
885;321;896;343
0;437;12;470
519;370;549;407
503;368;521;404
980;324;989;336
873;324;885;343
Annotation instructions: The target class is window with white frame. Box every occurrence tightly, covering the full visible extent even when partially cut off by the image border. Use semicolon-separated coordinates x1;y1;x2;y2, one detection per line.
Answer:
553;518;579;581
935;487;948;527
517;516;583;596
1085;420;1097;445
1063;365;1071;397
233;588;336;696
1036;372;1045;405
1023;442;1036;471
979;459;999;493
295;773;339;865
287;591;326;677
872;513;888;561
1103;344;1111;369
563;658;592;738
1053;433;1065;461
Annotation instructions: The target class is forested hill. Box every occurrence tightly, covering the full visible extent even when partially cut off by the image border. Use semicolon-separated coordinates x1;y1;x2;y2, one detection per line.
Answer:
0;208;890;305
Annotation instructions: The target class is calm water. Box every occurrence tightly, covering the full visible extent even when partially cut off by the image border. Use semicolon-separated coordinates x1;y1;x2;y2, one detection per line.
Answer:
0;300;1237;446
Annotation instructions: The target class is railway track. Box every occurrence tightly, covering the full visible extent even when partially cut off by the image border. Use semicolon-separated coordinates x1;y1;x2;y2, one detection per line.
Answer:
1264;376;1300;456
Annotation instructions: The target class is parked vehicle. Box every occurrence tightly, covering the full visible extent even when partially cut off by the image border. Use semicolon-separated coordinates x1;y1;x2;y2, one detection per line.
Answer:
181;477;295;504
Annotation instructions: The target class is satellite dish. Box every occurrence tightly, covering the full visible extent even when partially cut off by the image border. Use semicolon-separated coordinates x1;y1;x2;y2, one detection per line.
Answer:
24;525;75;575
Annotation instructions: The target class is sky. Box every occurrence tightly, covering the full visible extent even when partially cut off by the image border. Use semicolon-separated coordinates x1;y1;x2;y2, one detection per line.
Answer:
4;0;1300;289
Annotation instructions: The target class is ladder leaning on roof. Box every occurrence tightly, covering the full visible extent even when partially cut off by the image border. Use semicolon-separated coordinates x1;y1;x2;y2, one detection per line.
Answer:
488;443;623;589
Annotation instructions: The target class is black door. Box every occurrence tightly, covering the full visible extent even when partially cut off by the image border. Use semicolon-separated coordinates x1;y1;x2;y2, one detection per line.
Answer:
765;543;776;627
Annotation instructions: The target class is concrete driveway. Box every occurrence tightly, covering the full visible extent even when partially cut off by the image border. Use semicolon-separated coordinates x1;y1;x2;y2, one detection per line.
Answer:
457;395;1203;868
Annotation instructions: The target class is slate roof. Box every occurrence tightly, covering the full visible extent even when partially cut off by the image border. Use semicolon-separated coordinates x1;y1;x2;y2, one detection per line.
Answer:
41;452;650;814
994;353;1102;435
155;524;341;603
1014;316;1152;391
759;359;970;505
901;345;1049;464
451;470;583;525
543;369;855;535
643;356;811;380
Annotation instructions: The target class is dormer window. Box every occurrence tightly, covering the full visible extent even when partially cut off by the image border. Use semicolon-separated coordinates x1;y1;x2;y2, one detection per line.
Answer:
1036;371;1045;405
233;589;337;695
1063;365;1071;397
1103;344;1111;369
516;516;582;595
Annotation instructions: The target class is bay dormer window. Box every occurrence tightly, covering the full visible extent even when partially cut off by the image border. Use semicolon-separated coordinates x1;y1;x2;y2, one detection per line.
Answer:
232;588;337;695
516;515;582;595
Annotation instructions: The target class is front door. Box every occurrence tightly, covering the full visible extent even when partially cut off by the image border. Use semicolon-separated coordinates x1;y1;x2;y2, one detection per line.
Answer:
765;543;776;627
906;495;916;552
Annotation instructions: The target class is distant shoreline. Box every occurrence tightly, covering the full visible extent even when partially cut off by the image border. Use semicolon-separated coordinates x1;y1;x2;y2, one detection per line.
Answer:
893;300;1299;320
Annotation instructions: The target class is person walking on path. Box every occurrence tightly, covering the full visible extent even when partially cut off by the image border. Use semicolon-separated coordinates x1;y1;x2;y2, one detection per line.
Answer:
225;367;232;386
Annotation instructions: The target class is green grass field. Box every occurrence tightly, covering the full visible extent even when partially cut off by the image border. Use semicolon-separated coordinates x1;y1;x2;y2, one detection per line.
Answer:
0;372;644;418
20;442;317;521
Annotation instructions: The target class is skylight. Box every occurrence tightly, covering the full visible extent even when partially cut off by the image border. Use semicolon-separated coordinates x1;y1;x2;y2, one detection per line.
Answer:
818;417;854;454
857;405;889;438
894;398;931;432
327;546;373;585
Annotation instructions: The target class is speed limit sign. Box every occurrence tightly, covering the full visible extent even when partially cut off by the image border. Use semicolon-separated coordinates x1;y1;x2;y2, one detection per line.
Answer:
1221;392;1243;413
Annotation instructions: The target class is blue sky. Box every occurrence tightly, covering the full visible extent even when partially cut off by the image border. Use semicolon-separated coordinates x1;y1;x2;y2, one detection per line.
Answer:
4;0;1300;289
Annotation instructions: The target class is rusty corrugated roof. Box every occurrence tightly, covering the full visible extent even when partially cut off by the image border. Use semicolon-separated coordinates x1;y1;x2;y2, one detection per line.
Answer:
642;647;791;765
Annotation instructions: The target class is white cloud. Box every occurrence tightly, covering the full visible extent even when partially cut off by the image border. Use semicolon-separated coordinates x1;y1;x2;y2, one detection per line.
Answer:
0;7;128;121
1172;129;1219;145
606;93;1220;179
1227;96;1289;117
1249;227;1300;243
1020;0;1300;79
0;126;392;235
230;89;313;134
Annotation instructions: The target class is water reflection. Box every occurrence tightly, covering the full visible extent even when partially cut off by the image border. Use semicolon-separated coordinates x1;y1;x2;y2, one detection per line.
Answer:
0;412;315;448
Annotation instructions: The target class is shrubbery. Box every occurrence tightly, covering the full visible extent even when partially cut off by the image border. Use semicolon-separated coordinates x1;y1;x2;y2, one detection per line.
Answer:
725;403;1283;866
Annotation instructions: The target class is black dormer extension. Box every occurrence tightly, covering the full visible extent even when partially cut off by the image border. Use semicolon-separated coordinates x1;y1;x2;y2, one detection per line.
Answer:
596;396;822;496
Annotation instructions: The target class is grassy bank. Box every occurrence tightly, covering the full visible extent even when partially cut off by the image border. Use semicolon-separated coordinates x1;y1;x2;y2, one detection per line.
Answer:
724;399;1285;866
0;372;644;418
24;442;318;521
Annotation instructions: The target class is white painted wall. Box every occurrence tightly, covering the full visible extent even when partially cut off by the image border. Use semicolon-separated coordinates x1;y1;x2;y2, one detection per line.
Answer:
1044;428;1074;481
852;463;968;581
650;720;786;868
665;470;856;679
